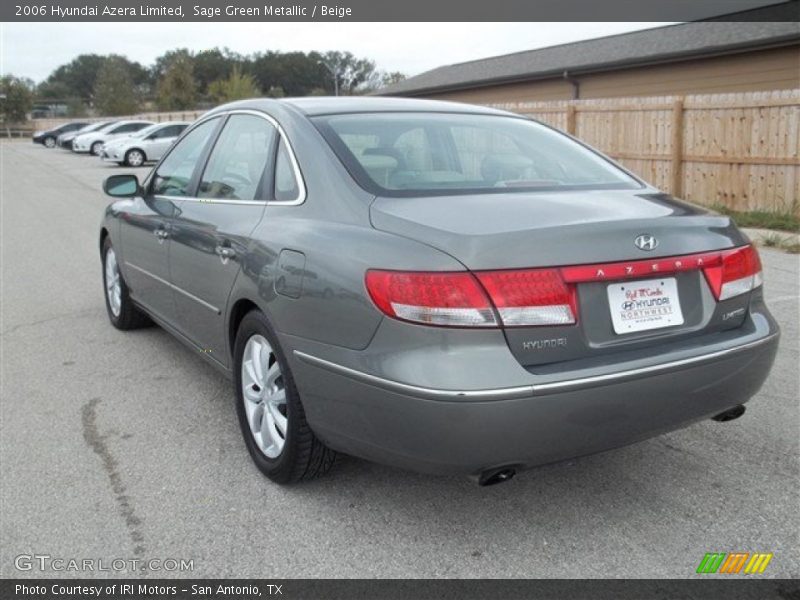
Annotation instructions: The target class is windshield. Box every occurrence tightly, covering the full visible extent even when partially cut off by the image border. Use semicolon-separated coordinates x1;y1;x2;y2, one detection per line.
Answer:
130;124;160;138
314;112;640;196
78;122;107;134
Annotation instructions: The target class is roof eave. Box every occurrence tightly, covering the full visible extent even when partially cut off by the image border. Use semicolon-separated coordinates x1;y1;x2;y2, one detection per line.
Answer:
378;35;800;97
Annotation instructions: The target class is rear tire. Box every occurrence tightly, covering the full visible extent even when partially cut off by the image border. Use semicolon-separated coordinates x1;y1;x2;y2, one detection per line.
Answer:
102;237;151;330
233;310;337;483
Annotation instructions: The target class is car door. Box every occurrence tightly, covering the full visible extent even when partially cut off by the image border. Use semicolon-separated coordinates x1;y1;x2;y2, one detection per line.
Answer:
143;125;185;161
118;118;221;324
169;113;278;367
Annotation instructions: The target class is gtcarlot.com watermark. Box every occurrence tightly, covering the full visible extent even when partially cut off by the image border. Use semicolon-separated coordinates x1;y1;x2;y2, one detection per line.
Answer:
15;553;194;573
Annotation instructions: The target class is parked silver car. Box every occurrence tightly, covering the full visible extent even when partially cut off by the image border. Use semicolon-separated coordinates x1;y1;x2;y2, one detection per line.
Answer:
73;120;154;155
57;120;116;149
99;98;779;485
101;122;190;166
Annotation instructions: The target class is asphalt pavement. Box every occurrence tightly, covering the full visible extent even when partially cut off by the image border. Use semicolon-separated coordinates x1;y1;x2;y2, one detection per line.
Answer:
1;140;798;578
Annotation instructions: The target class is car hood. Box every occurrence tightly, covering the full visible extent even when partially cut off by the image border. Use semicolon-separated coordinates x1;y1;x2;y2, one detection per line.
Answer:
369;189;748;270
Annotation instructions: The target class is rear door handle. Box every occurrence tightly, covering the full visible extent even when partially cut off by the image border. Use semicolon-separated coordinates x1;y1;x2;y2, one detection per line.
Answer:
215;246;236;261
154;228;169;241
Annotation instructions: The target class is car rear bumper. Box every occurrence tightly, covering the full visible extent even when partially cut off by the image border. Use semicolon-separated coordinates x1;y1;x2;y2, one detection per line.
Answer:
286;298;779;476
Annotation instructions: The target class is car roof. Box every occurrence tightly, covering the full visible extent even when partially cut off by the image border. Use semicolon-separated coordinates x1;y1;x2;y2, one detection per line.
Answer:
210;96;517;119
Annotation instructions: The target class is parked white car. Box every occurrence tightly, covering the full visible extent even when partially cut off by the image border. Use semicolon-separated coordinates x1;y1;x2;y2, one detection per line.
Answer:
101;121;190;166
72;120;154;155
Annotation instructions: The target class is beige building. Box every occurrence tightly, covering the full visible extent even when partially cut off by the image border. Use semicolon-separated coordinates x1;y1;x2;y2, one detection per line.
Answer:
378;22;800;102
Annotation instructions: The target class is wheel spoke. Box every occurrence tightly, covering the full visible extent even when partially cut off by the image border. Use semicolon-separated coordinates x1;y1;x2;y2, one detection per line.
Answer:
243;383;261;403
265;361;281;390
250;402;264;436
250;340;264;384
267;401;287;435
261;411;278;451
244;360;259;388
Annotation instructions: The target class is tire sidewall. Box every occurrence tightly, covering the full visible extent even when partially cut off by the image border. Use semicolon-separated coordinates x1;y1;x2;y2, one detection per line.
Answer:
233;311;302;482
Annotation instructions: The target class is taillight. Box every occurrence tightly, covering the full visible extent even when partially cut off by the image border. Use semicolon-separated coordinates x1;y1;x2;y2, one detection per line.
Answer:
364;270;498;327
365;245;762;328
365;268;576;328
475;269;576;326
703;245;763;300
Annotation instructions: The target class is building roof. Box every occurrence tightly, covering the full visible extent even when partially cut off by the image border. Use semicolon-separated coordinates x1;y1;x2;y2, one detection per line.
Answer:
378;22;800;96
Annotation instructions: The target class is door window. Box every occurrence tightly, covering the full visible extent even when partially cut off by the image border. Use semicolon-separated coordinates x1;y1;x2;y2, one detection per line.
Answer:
151;118;219;197
274;138;300;202
198;114;277;201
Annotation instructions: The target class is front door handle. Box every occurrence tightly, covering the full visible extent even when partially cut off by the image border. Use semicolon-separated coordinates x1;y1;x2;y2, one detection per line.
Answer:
215;245;236;261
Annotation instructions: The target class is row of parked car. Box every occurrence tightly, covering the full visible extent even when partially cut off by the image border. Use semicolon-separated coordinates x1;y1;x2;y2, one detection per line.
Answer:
32;119;190;166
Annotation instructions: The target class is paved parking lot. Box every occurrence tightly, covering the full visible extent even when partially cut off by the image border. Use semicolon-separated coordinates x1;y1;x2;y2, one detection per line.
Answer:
1;140;798;579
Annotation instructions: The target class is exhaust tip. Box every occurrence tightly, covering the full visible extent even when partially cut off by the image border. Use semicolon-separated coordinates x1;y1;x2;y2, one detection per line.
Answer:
712;404;746;422
478;467;517;486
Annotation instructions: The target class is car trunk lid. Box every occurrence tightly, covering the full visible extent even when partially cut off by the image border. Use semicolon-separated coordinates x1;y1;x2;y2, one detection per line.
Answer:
370;190;755;367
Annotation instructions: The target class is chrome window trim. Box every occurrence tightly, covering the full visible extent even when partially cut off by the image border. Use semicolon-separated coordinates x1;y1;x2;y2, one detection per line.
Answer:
159;108;306;207
153;195;268;207
293;332;779;402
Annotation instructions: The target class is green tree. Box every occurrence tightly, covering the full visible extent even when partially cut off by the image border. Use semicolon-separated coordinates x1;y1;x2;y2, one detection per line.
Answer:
93;55;141;115
208;66;261;103
382;72;406;86
193;48;245;96
42;54;150;106
319;51;382;95
250;51;328;97
157;51;197;110
0;75;34;123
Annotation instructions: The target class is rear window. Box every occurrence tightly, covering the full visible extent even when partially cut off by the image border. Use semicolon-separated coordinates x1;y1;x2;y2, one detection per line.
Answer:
314;112;640;196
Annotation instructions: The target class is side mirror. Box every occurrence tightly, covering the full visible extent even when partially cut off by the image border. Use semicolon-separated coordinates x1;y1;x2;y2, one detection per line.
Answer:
103;174;141;197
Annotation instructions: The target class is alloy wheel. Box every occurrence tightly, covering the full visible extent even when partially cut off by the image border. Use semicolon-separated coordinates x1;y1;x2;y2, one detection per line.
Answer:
127;150;144;167
104;248;122;317
241;334;288;458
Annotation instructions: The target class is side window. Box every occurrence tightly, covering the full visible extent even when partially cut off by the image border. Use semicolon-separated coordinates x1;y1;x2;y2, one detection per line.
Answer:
158;125;180;138
151;118;219;197
274;138;300;202
198;114;276;201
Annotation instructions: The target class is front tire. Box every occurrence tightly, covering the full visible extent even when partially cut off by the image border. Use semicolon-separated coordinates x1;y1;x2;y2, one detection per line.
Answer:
91;141;103;156
102;237;150;330
124;149;146;167
233;310;336;483
43;136;56;148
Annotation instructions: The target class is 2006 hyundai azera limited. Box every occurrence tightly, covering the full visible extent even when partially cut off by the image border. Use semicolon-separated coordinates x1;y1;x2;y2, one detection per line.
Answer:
100;98;779;485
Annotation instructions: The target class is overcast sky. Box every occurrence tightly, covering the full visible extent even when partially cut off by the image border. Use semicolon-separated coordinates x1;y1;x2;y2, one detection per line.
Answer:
1;22;673;82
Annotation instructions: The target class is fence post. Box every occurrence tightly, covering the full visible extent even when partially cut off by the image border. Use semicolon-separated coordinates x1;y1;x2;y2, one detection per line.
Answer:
566;104;577;135
671;98;684;198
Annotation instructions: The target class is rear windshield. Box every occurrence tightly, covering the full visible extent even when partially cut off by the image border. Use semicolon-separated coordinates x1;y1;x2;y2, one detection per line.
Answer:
314;112;640;196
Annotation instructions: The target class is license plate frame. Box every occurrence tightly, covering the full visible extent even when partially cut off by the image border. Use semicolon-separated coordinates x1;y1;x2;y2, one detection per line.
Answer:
607;277;684;335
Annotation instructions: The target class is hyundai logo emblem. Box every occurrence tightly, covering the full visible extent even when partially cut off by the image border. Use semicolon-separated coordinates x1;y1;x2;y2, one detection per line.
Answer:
634;234;658;251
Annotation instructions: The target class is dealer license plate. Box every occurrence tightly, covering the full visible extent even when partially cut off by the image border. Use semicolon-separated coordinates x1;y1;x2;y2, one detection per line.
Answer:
606;277;684;334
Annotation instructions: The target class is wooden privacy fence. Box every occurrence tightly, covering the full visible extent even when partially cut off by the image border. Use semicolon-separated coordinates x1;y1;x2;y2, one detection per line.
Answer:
28;110;206;133
491;90;800;216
